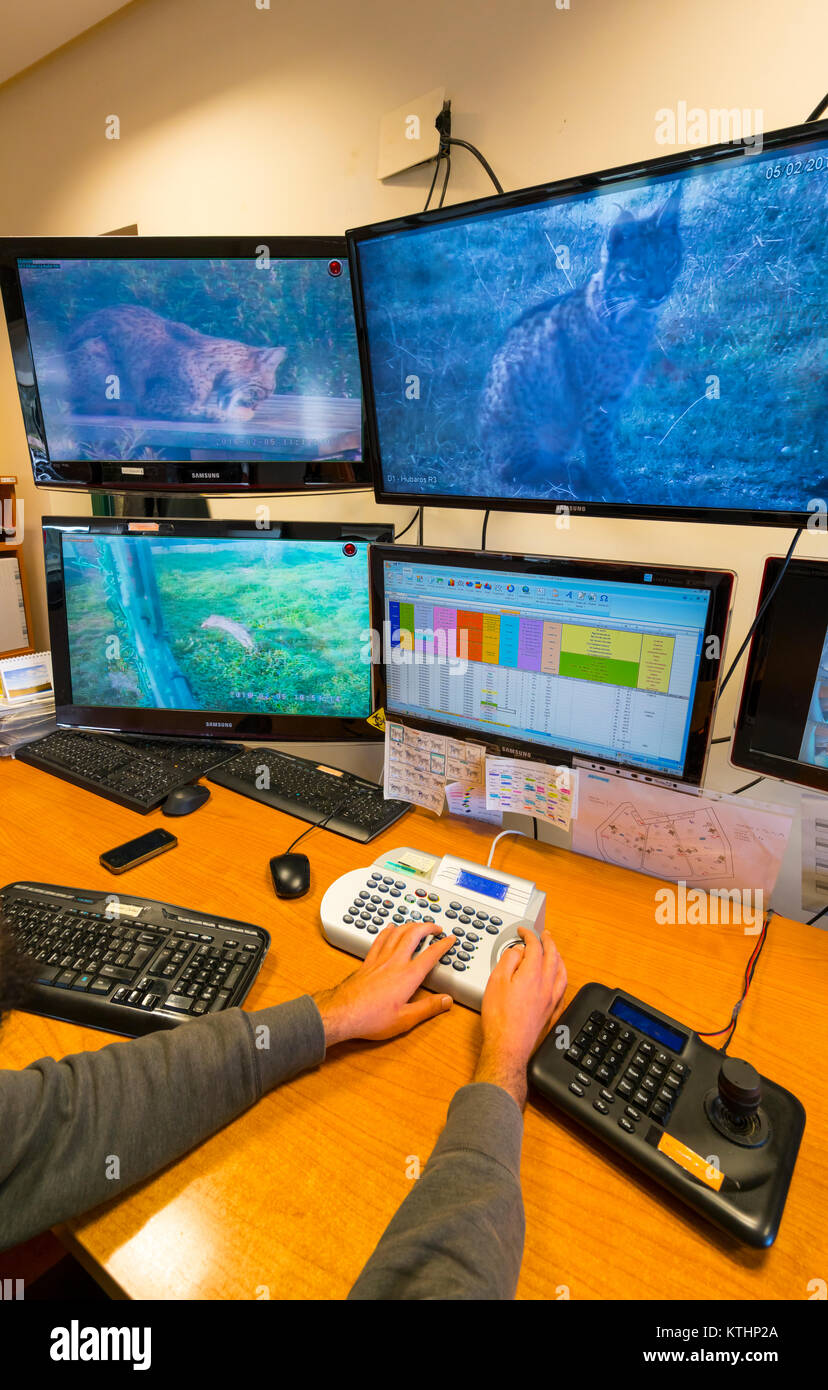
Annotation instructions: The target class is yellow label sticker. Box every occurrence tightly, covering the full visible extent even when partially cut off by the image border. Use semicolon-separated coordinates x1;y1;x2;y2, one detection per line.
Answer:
367;707;386;731
657;1132;724;1190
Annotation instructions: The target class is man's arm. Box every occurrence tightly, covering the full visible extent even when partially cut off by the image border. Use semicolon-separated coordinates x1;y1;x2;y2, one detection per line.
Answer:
348;928;567;1300
0;919;454;1254
0;996;325;1252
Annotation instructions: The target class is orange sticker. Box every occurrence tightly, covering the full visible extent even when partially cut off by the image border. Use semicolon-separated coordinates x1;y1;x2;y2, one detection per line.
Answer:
657;1132;724;1191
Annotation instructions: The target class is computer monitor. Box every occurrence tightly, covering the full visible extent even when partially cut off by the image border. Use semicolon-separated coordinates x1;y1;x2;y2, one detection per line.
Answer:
44;518;392;742
0;237;368;493
348;119;828;526
732;556;828;792
370;546;733;785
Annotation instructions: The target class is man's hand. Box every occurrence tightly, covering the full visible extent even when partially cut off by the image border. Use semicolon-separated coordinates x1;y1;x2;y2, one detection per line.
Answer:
314;923;456;1045
474;927;567;1110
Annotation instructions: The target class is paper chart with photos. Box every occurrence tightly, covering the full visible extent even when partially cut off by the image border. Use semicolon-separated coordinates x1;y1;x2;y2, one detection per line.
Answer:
383;719;488;814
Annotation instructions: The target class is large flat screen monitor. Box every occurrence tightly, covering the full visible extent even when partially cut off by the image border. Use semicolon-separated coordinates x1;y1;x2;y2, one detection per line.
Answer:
371;546;733;785
732;556;828;792
349;120;828;526
0;237;369;493
44;518;391;741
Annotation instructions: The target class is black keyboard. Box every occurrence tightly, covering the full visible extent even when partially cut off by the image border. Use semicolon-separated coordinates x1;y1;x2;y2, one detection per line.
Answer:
2;881;270;1037
208;747;410;843
15;729;243;813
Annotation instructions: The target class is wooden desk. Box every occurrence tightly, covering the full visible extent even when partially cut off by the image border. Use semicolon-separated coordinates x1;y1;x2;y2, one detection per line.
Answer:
1;758;826;1300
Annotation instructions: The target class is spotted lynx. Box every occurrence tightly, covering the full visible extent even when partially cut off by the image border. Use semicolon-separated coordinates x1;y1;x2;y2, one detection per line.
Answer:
480;184;683;499
65;305;286;422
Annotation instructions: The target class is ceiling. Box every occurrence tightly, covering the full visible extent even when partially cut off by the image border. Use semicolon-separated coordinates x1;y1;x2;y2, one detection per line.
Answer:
0;1;134;86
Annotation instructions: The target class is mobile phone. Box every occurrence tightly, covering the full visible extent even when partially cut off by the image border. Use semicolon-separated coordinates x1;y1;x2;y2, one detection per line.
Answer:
100;828;178;875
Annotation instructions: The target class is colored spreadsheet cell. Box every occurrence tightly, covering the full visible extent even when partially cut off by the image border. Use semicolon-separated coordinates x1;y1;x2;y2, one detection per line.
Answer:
562;623;643;663
638;634;675;693
558;652;640;687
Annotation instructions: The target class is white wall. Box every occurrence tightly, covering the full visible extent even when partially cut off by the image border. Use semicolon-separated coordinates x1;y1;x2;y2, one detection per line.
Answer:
0;0;826;739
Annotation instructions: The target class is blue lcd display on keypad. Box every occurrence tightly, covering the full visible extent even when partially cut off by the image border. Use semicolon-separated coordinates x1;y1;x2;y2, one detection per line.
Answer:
455;870;508;901
609;997;686;1053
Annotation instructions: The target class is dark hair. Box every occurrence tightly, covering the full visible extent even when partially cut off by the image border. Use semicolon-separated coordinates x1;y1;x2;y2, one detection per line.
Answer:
0;910;36;1026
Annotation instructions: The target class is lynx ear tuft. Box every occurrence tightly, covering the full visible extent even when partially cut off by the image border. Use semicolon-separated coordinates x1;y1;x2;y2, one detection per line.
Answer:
264;346;287;370
657;182;683;225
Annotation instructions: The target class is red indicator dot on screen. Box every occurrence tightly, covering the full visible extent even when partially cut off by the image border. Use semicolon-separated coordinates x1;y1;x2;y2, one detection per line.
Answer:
342;542;357;556
328;259;343;277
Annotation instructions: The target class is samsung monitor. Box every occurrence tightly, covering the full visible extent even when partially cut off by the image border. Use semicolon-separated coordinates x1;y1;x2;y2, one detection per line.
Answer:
371;546;733;785
732;556;828;792
349;119;828;526
44;518;391;741
0;237;369;493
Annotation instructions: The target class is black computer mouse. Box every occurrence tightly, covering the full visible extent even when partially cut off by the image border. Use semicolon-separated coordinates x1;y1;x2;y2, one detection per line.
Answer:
269;852;311;899
162;783;211;816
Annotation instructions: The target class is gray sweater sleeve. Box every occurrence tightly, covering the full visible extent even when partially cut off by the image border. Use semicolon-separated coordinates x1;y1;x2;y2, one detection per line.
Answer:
0;995;325;1252
348;1082;525;1301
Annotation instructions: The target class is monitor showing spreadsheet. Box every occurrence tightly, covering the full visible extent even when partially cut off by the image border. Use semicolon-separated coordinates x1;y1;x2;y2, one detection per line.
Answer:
370;546;733;785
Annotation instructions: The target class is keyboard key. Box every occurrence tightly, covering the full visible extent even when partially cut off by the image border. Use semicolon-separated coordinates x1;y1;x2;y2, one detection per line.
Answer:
569;1082;585;1097
593;1099;609;1115
619;1117;635;1134
163;994;193;1013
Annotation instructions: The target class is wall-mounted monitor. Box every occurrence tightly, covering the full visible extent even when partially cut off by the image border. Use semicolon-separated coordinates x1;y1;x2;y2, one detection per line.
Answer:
732;556;828;792
348;119;828;526
0;237;369;494
43;518;391;742
371;545;733;785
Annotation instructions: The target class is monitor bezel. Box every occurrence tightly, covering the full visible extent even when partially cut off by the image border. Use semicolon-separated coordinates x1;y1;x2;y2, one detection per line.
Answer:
0;235;370;494
347;118;828;527
370;543;734;786
44;516;390;742
731;554;828;792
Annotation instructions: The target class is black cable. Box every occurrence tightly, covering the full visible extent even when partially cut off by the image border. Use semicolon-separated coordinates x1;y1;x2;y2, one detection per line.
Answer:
806;93;828;121
445;137;504;194
731;776;764;796
807;904;828;926
481;509;490;550
394;508;420;542
423;155;443;212
713;528;802;714
698;909;772;1053
284;803;348;855
532;817;538;841
417;506;424;546
711;736;730;745
437;153;451;208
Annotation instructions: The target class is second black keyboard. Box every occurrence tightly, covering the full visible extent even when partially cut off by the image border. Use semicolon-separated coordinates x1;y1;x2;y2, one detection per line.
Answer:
208;746;410;843
15;729;243;813
2;880;270;1037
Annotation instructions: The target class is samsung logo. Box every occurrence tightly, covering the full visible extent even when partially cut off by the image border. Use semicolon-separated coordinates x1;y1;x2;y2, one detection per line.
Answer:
192;472;221;480
205;721;233;728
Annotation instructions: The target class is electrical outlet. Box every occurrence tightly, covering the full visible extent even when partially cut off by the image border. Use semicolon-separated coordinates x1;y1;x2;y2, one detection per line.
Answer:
377;86;445;180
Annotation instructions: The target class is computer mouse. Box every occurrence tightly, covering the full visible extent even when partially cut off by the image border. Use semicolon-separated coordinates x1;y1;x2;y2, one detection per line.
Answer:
269;852;311;899
162;783;211;816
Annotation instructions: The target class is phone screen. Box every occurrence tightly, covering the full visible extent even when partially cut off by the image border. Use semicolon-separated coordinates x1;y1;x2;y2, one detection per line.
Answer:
101;829;177;871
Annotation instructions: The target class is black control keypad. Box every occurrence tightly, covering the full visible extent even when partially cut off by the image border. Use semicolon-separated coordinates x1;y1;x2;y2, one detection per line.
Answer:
564;1008;690;1128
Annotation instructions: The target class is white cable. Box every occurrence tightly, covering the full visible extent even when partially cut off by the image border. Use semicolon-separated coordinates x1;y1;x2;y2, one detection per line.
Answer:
486;828;530;868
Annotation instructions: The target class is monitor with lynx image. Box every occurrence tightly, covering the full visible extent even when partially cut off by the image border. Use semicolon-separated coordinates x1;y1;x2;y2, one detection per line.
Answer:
349;119;828;526
732;556;828;794
0;237;368;493
43;518;391;742
370;545;733;785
